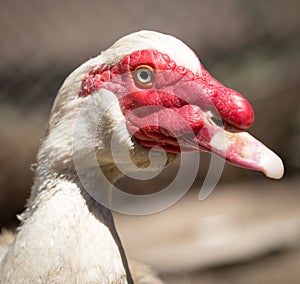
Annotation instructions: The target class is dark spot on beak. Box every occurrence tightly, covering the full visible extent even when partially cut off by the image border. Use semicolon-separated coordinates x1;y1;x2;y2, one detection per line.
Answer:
210;116;224;127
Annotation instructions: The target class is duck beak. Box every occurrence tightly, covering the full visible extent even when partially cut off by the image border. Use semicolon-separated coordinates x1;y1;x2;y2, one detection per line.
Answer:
181;66;284;179
194;124;284;179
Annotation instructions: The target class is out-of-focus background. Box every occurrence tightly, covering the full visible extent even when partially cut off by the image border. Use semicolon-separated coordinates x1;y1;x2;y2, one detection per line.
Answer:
0;1;299;283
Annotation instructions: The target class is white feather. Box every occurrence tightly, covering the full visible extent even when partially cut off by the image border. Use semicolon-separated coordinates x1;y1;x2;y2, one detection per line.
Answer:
0;30;198;283
102;30;201;74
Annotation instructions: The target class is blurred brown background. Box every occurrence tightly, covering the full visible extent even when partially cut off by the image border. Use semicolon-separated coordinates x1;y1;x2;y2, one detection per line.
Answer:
0;1;300;283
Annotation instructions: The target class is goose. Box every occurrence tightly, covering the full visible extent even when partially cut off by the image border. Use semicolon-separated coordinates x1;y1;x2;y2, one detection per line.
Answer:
0;30;284;283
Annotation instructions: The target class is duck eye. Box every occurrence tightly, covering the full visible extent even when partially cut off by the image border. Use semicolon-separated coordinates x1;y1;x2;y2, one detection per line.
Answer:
134;65;154;88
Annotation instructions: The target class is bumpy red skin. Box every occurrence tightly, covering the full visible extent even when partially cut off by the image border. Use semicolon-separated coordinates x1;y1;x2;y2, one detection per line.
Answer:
79;49;254;153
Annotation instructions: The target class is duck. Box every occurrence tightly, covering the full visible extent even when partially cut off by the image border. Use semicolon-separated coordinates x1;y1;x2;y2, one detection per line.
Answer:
0;30;284;283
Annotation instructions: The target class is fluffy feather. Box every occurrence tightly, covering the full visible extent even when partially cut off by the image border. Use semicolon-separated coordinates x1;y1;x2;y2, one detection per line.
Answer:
0;30;186;283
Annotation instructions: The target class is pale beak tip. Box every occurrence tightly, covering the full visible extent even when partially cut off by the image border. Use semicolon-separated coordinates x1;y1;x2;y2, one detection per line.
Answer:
261;150;284;180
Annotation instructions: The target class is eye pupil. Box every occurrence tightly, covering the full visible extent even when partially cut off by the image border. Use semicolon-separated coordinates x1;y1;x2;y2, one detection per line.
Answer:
137;69;151;82
139;71;149;80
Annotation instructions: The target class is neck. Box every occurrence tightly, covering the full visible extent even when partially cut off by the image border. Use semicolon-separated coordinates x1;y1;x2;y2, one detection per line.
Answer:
1;171;133;284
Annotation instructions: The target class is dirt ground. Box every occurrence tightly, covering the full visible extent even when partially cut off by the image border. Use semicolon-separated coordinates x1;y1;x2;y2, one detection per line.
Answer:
115;178;300;283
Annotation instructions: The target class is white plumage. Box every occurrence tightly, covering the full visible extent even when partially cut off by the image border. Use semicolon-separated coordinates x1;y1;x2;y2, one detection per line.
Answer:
0;30;192;284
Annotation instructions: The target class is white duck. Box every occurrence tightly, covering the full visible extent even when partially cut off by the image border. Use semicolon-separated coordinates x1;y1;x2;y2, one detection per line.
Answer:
0;31;284;283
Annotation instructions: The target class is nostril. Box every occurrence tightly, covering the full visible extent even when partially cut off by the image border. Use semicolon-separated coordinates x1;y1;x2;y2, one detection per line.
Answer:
210;116;224;127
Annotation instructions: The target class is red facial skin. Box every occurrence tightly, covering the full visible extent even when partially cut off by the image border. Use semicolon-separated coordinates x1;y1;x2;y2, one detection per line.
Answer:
79;49;254;154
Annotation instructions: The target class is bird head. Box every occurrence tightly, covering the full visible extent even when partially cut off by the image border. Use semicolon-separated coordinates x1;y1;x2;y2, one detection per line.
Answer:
45;31;283;181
